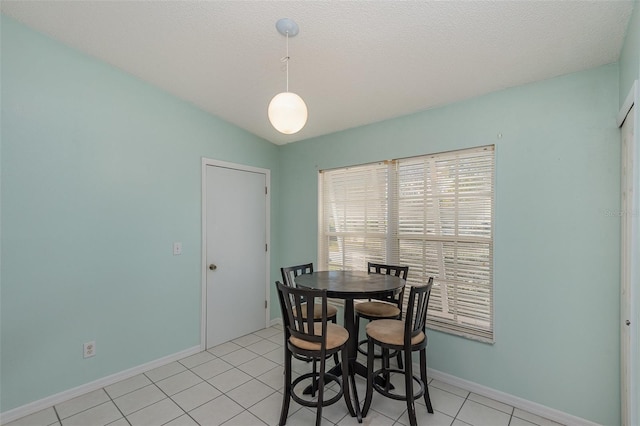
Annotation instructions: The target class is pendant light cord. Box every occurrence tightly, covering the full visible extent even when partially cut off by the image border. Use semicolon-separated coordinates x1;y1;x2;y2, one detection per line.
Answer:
281;31;290;92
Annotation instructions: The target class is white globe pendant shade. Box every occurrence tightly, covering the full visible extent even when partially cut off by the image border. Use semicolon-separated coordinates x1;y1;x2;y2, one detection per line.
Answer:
268;91;308;135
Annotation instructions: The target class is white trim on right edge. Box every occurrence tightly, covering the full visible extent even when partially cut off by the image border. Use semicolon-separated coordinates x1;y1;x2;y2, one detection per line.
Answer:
426;367;601;426
617;81;639;426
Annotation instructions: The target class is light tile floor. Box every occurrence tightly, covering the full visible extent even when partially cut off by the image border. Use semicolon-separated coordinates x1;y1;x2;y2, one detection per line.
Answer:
7;325;564;426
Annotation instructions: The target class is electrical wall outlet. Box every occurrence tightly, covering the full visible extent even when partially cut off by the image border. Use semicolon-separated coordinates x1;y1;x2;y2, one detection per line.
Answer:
83;341;96;358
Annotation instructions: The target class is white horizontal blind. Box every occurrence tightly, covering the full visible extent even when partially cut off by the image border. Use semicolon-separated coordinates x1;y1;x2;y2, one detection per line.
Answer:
393;146;494;342
318;146;494;342
319;162;389;271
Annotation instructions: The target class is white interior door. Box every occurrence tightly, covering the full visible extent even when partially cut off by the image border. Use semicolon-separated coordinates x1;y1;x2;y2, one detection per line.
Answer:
620;102;637;426
204;162;268;349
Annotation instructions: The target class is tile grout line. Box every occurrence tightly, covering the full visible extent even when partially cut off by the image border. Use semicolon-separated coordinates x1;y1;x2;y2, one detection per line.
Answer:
155;348;281;426
429;381;524;425
453;388;471;422
9;326;562;426
220;407;270;426
147;380;194;426
160;378;213;413
464;391;525;425
176;352;221;370
142;365;189;386
507;404;516;426
52;390;114;424
103;386;132;426
169;364;271;418
113;382;170;422
211;333;383;426
204;335;285;425
52;405;62;426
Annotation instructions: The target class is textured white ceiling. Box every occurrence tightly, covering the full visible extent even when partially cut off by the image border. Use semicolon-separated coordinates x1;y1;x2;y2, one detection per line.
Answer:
1;1;634;145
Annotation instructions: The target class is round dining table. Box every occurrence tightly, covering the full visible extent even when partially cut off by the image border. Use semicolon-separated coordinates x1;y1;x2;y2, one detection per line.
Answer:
294;270;405;423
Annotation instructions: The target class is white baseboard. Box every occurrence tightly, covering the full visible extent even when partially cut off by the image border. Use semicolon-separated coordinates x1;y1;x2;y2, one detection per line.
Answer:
426;367;601;426
1;342;599;426
0;346;201;425
269;320;598;424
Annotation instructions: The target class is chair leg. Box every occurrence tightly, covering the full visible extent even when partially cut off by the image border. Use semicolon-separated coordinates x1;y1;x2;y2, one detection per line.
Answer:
362;338;375;417
341;345;356;418
354;314;362;356
332;316;340;366
396;349;404;369
394;313;404;369
311;358;317;397
279;349;292;426
404;349;417;426
420;349;433;413
382;348;391;392
315;355;326;426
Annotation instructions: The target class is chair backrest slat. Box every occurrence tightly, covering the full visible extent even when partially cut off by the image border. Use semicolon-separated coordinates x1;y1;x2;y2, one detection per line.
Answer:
281;263;314;288
276;281;326;347
367;262;409;279
404;277;434;345
367;262;409;309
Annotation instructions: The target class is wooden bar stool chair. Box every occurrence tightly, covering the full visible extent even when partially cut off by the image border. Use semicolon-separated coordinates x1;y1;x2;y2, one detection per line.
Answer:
275;281;355;426
362;279;434;426
281;263;340;377
281;263;339;326
355;262;408;368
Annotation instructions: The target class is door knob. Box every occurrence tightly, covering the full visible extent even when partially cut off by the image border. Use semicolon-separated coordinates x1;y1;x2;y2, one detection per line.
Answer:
626;320;631;326
209;264;217;271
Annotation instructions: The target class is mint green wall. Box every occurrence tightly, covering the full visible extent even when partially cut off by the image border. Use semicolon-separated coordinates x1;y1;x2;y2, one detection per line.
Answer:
278;64;621;425
0;16;280;412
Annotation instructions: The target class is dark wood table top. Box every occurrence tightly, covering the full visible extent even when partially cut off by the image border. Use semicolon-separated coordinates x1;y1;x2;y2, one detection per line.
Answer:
294;270;405;300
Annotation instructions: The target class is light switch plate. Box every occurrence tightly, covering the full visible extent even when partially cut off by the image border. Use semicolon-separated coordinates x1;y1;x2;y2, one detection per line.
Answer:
173;242;182;255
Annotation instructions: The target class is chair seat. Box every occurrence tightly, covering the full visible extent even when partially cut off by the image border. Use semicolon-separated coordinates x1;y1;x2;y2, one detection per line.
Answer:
355;301;400;318
290;323;349;351
366;319;425;346
294;302;338;319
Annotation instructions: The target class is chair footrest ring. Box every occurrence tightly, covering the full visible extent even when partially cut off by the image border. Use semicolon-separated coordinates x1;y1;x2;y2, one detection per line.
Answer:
371;367;425;402
291;372;343;407
293;352;338;362
357;339;400;359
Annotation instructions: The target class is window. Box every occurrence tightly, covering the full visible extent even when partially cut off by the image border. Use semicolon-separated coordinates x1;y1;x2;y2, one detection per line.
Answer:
319;146;494;342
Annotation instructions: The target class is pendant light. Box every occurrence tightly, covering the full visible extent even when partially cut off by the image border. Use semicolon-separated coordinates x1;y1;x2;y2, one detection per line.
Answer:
268;18;308;135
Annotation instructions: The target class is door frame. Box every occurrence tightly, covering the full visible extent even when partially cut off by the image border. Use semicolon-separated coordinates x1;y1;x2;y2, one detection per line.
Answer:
200;157;271;350
617;80;638;426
